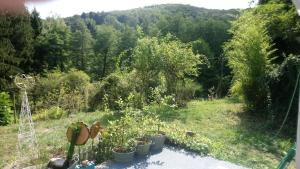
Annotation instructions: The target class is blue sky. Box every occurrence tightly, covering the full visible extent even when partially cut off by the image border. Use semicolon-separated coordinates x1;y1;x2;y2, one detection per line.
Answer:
26;0;256;18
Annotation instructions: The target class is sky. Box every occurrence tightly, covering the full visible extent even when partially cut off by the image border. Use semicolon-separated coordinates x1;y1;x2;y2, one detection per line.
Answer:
25;0;256;18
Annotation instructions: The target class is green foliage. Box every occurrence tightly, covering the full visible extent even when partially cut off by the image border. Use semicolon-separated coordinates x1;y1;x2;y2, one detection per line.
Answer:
35;17;71;71
110;113;137;152
93;25;121;78
164;124;210;156
132;34;200;102
254;0;300;57
89;72;137;110
30;8;42;38
74;5;237;94
132;36;162;97
32;106;67;121
175;79;202;106
0;99;294;168
224;11;274;112
268;54;300;133
31;69;91;114
71;17;95;72
252;0;300;130
160;35;200;94
0;92;13;126
0;10;34;90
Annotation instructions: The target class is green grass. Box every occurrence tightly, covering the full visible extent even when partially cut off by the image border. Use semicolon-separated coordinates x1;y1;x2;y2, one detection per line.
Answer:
0;98;295;168
155;98;295;168
0;111;113;168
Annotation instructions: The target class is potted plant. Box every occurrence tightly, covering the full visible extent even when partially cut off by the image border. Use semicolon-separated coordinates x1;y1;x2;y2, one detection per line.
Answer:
135;116;152;156
112;114;136;163
112;139;136;163
149;116;166;151
135;136;152;156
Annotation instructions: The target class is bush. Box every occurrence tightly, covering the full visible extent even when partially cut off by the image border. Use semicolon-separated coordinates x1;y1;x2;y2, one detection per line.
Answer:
0;92;13;126
175;80;201;107
89;72;137;110
30;69;92;114
32;106;67;121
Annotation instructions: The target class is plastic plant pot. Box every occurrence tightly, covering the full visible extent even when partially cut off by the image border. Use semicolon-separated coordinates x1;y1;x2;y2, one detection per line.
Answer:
136;140;152;156
151;133;166;151
112;148;135;163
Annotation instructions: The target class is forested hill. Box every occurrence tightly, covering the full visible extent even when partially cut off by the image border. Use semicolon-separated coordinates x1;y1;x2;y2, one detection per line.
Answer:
66;4;239;53
0;4;239;95
64;4;239;95
77;4;239;25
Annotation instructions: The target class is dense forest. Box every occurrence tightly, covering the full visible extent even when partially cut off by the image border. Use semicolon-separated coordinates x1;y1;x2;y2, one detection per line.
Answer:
1;1;300;136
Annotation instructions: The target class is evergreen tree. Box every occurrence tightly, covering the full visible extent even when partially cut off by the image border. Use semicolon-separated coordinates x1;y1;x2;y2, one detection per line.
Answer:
38;17;72;71
71;18;94;72
0;10;34;89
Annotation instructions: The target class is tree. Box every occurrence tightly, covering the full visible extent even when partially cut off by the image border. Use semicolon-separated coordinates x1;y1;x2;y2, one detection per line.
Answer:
0;10;34;90
132;34;200;98
84;18;97;36
30;8;44;73
132;36;162;97
36;17;72;71
94;25;120;78
30;8;42;39
253;0;300;127
71;18;94;72
224;11;275;112
159;35;200;94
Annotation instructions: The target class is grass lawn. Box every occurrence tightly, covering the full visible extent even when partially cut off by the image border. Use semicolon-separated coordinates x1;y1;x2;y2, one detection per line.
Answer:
0;98;295;169
156;99;295;169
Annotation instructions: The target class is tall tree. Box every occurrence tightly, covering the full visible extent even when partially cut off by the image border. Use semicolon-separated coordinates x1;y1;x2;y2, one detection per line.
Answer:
224;11;275;113
37;17;71;71
0;10;34;89
71;18;94;72
30;8;42;39
30;8;44;73
94;25;120;78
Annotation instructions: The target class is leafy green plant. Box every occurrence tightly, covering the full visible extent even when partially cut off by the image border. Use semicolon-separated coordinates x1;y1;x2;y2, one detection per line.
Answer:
111;113;136;153
30;69;91;114
32;106;67;121
0;92;13;126
224;11;274;113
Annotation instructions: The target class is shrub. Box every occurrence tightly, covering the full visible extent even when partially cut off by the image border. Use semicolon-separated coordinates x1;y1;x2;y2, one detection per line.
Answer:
0;92;13;125
89;72;136;110
32;106;67;121
30;69;91;114
175;80;201;107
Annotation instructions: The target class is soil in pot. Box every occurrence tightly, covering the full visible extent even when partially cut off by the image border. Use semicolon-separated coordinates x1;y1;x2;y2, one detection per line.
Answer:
112;147;135;163
151;132;166;151
135;139;152;156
